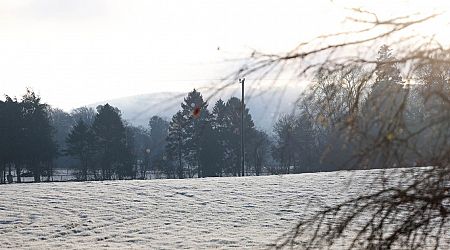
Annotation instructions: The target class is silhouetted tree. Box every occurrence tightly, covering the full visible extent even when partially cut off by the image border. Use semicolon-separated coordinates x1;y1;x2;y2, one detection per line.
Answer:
210;99;229;176
166;111;185;178
222;97;256;176
21;89;57;182
148;115;169;177
66;119;95;180
181;89;209;177
0;100;6;183
0;97;23;182
198;114;222;177
92;104;131;180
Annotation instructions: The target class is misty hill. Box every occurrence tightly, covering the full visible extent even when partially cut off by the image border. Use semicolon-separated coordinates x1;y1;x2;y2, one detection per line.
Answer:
90;85;302;132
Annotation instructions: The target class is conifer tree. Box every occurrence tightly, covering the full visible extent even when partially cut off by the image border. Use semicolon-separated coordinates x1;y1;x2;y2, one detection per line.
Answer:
210;99;229;176
66;119;95;180
180;89;209;177
166;111;186;178
21;89;57;182
0;97;23;182
224;97;255;176
92;104;131;179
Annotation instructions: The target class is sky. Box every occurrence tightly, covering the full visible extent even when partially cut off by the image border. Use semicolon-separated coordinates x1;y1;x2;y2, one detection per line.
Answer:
0;0;449;110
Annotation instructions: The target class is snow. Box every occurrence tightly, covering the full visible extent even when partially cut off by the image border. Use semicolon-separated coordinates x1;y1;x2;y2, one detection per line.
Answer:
0;169;413;249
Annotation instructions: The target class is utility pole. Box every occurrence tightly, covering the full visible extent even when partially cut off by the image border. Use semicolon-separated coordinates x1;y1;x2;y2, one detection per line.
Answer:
240;78;245;177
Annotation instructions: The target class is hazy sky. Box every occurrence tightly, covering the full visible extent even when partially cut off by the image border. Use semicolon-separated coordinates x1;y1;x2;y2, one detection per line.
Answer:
0;0;449;110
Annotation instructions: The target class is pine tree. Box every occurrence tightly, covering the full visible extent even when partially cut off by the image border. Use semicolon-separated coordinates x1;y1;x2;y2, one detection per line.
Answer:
0;97;24;182
375;45;403;85
370;45;405;106
363;46;408;168
92;104;131;180
148;116;169;178
224;97;255;176
210;99;229;176
149;116;169;159
180;89;209;177
21;89;57;182
166;111;186;178
197;110;223;177
66;119;95;180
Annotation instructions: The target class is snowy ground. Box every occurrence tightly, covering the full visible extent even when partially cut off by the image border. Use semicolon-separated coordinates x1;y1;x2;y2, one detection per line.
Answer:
0;169;411;249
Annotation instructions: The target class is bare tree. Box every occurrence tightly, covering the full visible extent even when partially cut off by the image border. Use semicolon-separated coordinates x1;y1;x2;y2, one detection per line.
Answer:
217;7;449;249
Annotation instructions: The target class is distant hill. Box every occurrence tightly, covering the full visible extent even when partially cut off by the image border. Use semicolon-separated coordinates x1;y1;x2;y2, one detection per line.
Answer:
90;85;303;132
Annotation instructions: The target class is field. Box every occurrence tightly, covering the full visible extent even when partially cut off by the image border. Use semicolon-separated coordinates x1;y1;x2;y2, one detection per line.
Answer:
0;169;396;249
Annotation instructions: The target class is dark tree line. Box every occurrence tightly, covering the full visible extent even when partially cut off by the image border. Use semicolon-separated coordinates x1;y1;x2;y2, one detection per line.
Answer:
161;89;272;178
0;88;274;183
1;87;319;183
0;89;57;183
3;48;433;184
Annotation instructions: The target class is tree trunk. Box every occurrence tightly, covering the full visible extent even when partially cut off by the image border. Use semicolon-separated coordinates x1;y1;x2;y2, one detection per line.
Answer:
0;165;4;184
33;160;41;182
15;163;21;183
83;158;88;181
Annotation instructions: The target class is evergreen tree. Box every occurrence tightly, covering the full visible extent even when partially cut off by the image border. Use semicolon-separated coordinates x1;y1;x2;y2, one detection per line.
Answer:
165;111;186;178
375;45;403;85
197;111;223;177
369;45;405;105
66;119;95;180
122;124;138;179
363;46;408;168
92;104;131;180
224;97;255;176
0;97;23;182
149;116;169;159
181;89;209;177
21;89;57;182
210;99;229;176
0;100;6;183
0;100;3;183
148;116;169;178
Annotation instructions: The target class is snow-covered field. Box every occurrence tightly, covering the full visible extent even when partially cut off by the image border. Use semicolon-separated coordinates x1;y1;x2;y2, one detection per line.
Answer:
0;169;408;249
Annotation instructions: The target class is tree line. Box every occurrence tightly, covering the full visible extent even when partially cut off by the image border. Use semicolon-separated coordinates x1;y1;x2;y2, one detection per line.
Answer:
2;45;442;183
0;89;274;183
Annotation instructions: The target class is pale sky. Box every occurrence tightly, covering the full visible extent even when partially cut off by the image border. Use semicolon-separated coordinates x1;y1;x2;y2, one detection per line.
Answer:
0;0;449;110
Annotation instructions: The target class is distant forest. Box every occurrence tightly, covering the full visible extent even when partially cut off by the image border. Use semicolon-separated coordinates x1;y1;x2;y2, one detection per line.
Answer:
1;45;446;183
